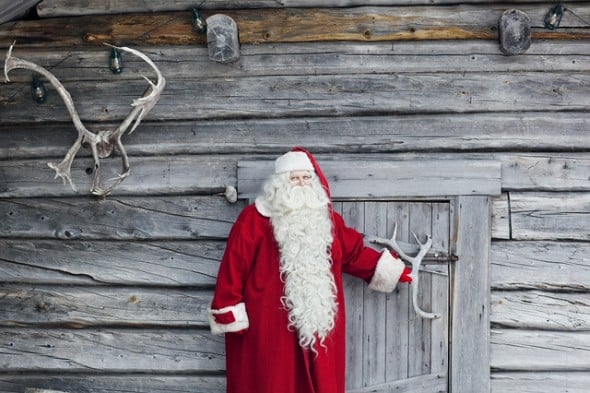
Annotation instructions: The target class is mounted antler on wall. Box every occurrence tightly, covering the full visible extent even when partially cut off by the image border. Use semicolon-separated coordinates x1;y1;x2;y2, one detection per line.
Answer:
3;42;166;197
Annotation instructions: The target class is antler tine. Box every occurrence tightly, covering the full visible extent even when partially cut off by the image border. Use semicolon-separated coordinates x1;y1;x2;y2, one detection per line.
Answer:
369;223;440;319
4;42;98;192
106;44;166;137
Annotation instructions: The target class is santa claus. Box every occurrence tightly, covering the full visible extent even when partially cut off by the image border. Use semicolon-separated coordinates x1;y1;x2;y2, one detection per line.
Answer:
209;147;411;393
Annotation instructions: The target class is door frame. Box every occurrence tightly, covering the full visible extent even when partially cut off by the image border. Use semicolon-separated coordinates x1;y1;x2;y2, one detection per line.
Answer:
238;158;501;393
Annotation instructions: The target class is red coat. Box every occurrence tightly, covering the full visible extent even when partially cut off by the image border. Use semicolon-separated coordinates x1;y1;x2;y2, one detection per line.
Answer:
209;202;406;393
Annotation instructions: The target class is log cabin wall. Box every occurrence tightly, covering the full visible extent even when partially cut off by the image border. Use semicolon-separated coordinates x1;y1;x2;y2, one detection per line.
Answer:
0;1;589;392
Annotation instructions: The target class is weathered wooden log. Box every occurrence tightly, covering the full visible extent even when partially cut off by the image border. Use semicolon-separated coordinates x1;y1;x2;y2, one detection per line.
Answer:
491;290;590;330
491;329;590;371
2;41;590;84
35;0;590;18
206;14;240;63
1;375;226;393
0;328;225;371
4;6;590;49
0;285;213;327
499;9;531;55
509;192;590;240
0;155;237;197
2;112;589;160
2;72;590;123
0;239;224;285
0;196;246;240
491;241;590;290
492;371;590;393
24;389;68;393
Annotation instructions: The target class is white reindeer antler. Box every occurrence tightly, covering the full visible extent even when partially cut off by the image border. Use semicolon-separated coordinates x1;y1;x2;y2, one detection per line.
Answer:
367;223;441;319
3;42;166;197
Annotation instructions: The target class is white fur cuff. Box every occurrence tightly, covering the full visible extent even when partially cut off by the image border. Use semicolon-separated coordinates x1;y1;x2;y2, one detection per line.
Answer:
208;302;250;335
368;250;406;293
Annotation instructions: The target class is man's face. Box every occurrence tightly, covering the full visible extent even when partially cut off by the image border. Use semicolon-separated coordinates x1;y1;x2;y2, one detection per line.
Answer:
289;170;313;187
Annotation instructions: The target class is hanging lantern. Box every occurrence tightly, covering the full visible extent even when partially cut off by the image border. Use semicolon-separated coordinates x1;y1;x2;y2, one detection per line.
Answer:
192;6;207;34
544;3;563;30
31;76;47;104
109;46;123;74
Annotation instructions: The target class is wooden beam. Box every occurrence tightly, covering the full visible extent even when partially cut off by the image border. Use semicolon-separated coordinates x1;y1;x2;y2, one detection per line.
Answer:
491;240;590;291
0;375;226;393
0;239;224;285
238;159;502;199
491;329;590;371
0;196;246;240
0;328;225;371
3;6;590;48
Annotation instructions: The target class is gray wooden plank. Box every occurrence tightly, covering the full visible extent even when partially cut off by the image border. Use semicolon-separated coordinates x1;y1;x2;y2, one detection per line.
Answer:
0;285;213;327
35;0;590;17
384;202;411;381
491;329;590;371
491;241;590;291
4;42;590;84
347;372;447;393
491;290;590;330
492;194;510;240
451;196;491;392
362;201;388;386
2;72;590;123
509;192;590;240
0;155;236;197
0;328;225;371
4;152;590;198
238;159;502;199
341;202;366;390
491;371;590;393
1;113;589;160
0;375;226;393
0;196;246;240
407;202;432;377
0;239;224;285
429;203;449;374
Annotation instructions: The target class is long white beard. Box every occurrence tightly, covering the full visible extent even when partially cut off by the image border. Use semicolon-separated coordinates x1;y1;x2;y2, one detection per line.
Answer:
265;175;337;351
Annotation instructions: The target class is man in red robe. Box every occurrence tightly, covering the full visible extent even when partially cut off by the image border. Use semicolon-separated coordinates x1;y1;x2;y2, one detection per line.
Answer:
209;147;412;393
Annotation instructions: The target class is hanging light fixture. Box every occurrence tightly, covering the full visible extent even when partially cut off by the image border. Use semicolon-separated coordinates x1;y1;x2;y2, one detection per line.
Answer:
192;4;207;34
544;2;564;29
31;76;47;104
109;46;123;74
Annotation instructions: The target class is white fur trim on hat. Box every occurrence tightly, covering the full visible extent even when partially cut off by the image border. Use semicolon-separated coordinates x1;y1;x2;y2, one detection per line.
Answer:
275;151;314;174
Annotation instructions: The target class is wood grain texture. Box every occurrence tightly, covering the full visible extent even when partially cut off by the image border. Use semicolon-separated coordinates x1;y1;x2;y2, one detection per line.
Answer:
491;291;590;330
0;375;226;393
491;240;590;290
2;72;590;123
0;239;224;285
0;285;213;327
0;196;246;240
0;328;225;371
492;371;590;393
509;192;590;240
4;6;590;48
491;329;590;371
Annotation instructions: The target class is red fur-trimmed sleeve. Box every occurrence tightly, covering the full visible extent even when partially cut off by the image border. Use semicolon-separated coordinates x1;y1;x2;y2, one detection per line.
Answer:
209;206;260;334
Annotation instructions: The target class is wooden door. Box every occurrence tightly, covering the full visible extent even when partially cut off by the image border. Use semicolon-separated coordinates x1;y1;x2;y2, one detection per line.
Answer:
333;200;450;393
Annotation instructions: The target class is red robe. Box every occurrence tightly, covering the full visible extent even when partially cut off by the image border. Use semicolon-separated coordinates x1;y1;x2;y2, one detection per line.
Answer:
209;201;406;393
